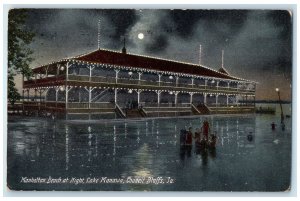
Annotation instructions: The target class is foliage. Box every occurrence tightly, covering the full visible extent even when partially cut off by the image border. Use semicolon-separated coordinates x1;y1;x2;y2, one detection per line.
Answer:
8;9;35;105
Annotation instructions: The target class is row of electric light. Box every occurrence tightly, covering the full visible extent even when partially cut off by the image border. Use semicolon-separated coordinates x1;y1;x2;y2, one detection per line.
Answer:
34;61;256;86
66;59;256;85
26;85;256;97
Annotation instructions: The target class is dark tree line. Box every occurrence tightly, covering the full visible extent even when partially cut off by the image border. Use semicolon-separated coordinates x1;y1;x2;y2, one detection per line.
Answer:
8;9;34;105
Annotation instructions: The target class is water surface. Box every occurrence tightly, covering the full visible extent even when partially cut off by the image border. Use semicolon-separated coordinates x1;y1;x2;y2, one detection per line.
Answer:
7;104;292;191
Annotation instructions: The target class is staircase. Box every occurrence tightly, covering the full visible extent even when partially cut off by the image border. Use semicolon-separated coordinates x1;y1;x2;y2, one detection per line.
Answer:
139;108;147;117
191;104;201;115
196;104;210;115
115;104;126;118
92;89;109;102
126;109;143;118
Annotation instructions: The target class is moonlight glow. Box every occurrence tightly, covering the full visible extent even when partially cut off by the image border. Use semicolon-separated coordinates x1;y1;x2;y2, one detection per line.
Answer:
138;33;144;40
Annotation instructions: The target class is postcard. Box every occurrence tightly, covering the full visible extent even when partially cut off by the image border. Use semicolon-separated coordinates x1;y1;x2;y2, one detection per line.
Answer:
6;8;292;192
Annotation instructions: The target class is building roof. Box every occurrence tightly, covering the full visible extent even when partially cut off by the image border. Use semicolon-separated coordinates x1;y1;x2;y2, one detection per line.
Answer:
33;48;251;82
73;49;241;80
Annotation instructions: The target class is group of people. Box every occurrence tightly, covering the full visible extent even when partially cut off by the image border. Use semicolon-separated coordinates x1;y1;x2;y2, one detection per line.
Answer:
180;119;217;152
271;121;285;131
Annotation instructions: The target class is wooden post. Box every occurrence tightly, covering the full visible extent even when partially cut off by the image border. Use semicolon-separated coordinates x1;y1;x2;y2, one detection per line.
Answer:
115;70;119;84
189;92;193;104
158;74;162;86
65;86;69;109
55;87;59;108
114;88;118;104
174;92;178;106
137;90;141;106
157;90;161;107
226;95;229;107
138;72;142;85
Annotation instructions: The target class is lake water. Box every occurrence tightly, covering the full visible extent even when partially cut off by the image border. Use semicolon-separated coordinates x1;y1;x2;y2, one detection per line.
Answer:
7;104;292;191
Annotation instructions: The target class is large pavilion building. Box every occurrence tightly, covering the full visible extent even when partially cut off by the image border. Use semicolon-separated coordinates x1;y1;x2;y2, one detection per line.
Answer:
23;46;256;119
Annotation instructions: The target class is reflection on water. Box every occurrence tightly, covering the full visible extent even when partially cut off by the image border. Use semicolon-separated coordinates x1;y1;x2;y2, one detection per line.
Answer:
7;105;292;191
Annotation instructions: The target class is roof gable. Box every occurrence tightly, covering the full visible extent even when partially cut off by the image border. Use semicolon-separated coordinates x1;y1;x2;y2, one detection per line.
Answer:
73;49;240;80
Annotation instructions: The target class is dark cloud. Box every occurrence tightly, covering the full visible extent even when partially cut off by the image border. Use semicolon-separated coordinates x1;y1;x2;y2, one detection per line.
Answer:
102;9;139;40
167;10;249;39
145;35;168;53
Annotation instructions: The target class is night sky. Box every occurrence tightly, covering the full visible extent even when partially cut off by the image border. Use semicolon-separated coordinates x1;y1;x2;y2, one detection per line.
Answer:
13;9;292;100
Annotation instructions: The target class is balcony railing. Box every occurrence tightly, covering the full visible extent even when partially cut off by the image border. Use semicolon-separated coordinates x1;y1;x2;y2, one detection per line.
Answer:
24;75;65;87
25;74;256;93
68;102;115;108
143;103;191;108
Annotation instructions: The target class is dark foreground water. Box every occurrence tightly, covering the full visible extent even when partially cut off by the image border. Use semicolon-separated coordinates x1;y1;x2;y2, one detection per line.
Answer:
7;105;292;191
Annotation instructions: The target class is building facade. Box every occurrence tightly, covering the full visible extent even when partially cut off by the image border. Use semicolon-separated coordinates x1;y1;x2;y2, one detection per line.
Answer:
23;48;256;119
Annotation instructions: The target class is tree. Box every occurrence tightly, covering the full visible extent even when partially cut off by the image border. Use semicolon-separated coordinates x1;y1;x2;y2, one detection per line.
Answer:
8;9;34;106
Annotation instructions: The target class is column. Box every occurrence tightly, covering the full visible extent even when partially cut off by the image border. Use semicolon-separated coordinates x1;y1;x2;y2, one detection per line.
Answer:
56;64;60;77
138;72;142;85
79;88;81;102
65;86;69;109
34;89;37;101
39;89;42;103
137;90;141;106
191;77;194;88
189;92;194;104
158;74;162;86
216;94;219;107
114;88;118;104
204;93;207;105
89;66;95;82
216;81;219;90
38;89;42;111
55;87;59;108
55;88;59;102
174;92;179;106
176;76;179;87
156;90;161;107
44;89;48;102
89;87;92;109
226;95;229;107
66;62;69;81
115;70;120;84
205;80;208;89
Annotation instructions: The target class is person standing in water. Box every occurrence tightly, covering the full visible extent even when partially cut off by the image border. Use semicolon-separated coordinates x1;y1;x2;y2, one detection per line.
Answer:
202;119;210;140
185;127;193;147
194;128;201;147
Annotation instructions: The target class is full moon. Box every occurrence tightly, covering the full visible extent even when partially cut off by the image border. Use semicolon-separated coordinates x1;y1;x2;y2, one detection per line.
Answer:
138;33;144;40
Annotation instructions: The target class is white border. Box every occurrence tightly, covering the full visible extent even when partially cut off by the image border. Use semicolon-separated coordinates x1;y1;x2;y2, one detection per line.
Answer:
1;1;298;199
